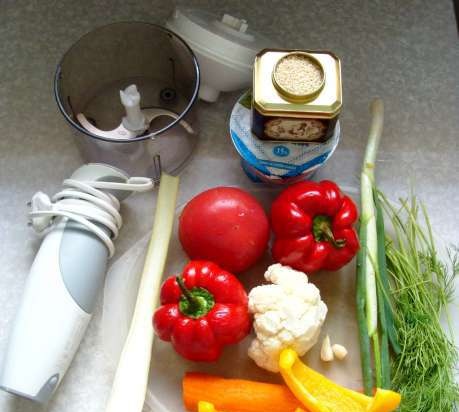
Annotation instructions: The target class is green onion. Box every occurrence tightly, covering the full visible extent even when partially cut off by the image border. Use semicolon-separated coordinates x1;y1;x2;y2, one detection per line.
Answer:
374;189;397;389
356;216;373;395
357;98;391;392
375;189;401;356
360;99;384;337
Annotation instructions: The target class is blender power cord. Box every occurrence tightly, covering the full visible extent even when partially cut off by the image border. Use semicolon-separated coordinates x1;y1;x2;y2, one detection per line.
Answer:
28;177;154;257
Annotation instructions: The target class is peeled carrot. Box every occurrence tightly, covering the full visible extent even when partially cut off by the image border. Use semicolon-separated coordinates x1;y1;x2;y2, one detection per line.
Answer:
183;372;305;412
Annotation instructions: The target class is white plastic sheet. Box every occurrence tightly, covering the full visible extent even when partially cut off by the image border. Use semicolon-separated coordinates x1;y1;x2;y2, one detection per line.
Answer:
101;187;393;411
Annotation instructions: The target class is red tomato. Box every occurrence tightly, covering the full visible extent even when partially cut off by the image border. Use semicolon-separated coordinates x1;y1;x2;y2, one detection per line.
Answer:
179;187;270;273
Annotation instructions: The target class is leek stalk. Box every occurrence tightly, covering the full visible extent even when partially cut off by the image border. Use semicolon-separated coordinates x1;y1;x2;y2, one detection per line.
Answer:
105;173;179;412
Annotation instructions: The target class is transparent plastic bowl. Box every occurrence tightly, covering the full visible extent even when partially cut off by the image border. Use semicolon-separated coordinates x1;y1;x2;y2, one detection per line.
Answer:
54;22;200;180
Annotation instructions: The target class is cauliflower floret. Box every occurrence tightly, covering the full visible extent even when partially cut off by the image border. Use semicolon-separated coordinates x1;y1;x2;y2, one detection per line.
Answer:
248;263;327;372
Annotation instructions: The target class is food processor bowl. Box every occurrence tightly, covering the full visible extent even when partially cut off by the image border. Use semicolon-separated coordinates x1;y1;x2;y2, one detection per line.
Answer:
54;22;200;180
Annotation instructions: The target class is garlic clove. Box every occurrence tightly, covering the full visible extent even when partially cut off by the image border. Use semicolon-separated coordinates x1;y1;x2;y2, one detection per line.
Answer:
332;343;348;360
320;335;334;362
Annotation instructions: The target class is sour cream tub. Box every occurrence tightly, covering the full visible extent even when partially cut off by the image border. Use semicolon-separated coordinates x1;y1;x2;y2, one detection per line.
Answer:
229;91;340;184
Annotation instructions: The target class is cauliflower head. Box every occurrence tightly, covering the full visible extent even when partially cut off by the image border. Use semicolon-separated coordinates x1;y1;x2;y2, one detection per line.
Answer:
248;263;327;372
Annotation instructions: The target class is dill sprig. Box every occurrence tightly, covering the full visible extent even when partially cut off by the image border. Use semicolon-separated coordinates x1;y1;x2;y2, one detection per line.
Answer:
380;192;459;411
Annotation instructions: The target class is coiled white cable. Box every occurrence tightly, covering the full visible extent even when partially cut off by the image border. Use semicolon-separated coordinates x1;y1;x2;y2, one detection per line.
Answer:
28;177;154;258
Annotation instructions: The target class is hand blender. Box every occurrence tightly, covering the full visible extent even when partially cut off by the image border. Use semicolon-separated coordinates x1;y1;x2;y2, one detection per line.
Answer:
0;163;153;403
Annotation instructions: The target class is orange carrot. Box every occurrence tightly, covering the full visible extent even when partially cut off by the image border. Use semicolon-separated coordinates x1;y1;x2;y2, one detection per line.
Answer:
183;372;305;412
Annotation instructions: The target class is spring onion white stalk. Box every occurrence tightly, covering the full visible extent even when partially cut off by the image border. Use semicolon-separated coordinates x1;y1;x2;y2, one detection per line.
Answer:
105;173;179;412
360;99;384;336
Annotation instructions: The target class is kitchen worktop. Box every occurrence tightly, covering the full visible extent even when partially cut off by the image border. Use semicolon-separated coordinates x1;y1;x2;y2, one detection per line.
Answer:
0;1;458;411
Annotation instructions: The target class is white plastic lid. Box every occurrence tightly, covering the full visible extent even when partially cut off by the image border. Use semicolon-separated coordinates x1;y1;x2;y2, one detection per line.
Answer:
166;8;271;71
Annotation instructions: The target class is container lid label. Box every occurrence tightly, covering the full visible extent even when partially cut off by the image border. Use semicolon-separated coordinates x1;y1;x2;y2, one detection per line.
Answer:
229;92;340;178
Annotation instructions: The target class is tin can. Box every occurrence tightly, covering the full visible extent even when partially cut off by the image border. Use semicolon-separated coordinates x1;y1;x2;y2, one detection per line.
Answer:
230;91;340;185
252;49;342;143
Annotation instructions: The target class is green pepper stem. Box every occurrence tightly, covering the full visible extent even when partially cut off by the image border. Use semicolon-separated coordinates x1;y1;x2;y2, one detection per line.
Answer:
312;215;346;249
176;276;215;318
176;276;201;310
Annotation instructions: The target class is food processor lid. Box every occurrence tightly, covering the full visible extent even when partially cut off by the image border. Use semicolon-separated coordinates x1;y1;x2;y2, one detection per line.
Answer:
166;8;271;71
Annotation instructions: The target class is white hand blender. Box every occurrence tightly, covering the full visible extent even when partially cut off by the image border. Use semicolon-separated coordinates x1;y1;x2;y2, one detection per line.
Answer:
0;163;153;403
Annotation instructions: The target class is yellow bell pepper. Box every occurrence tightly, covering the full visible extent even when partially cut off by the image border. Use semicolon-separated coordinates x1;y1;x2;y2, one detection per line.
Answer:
279;349;401;412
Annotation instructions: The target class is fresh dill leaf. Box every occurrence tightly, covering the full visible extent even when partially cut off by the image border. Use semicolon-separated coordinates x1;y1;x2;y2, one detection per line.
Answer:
380;194;459;412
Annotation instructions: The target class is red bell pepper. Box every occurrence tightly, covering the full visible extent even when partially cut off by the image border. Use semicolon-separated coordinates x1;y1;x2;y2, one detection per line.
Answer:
153;261;251;362
271;180;359;273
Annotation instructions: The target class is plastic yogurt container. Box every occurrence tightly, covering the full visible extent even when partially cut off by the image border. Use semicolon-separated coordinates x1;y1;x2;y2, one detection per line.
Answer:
229;91;340;184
